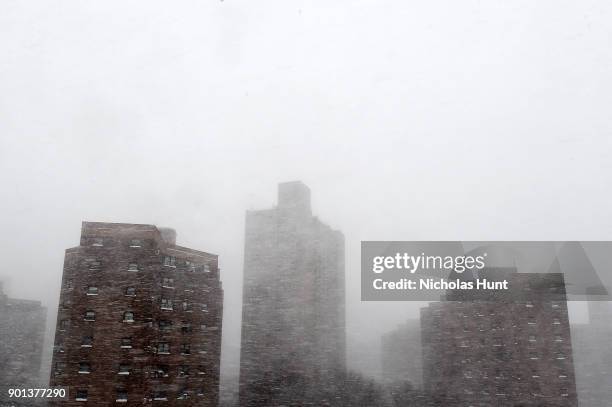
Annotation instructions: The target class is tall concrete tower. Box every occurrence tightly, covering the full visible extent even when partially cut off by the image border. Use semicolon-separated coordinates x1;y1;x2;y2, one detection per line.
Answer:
239;182;345;406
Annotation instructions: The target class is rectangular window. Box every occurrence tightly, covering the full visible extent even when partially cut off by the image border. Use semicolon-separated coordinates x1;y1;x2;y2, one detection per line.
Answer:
181;322;192;333
78;362;91;374
204;264;211;273
86;286;98;295
121;337;132;348
182;301;192;311
158;343;170;354
129;239;142;248
178;365;190;377
161;298;173;310
75;390;88;401
60;319;70;330
153;390;167;401
180;344;191;355
92;238;104;247
159;320;173;332
201;303;208;312
84;311;96;321
116;389;128;403
118;363;131;375
88;260;101;271
54;362;66;374
162;278;174;288
128;263;139;272
153;365;169;378
123;312;135;322
81;336;93;347
163;256;176;267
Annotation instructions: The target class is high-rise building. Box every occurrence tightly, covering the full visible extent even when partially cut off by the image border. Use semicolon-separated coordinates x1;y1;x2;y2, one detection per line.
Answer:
0;283;47;404
381;320;423;389
49;222;223;406
571;294;612;407
239;182;345;406
421;270;578;407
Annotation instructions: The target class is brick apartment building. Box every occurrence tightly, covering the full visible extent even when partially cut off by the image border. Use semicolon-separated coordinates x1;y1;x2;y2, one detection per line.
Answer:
0;283;47;405
49;222;223;406
239;182;345;406
421;270;578;407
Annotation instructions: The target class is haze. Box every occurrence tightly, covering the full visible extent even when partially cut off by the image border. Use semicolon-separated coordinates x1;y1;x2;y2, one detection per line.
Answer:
1;0;611;390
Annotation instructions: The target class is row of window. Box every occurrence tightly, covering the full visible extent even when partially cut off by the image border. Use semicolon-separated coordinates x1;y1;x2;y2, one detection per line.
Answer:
74;388;205;402
76;304;208;323
90;238;145;248
65;361;206;375
83;256;212;273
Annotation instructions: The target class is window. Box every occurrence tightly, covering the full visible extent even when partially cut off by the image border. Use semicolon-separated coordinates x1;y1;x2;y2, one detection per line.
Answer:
123;311;134;323
158;343;170;354
84;311;96;321
75;389;88;401
54;362;66;375
128;263;139;272
529;351;539;360
197;365;206;375
65;279;73;289
525;301;533;308
78;362;91;374
116;389;128;403
86;286;98;295
118;363;131;375
81;336;93;347
560;388;569;397
178;365;190;377
180;344;191;355
153;390;167;401
163;256;176;267
555;335;564;342
553;318;562;325
129;239;142;248
162;278;174;288
159;320;173;332
60;319;70;330
120;337;132;348
54;343;64;353
555;351;566;360
88;260;101;271
152;365;169;378
181;322;192;333
182;301;192;312
92;237;104;247
201;303;208;312
161;298;173;310
531;369;540;378
177;389;190;400
527;316;536;325
125;287;136;296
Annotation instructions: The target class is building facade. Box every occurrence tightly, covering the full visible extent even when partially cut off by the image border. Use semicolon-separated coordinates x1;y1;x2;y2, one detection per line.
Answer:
0;283;47;405
571;297;612;407
239;182;345;406
49;222;223;406
421;271;578;407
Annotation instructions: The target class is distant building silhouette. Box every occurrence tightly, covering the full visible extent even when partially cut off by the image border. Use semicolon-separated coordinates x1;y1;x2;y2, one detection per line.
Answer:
0;283;46;403
571;290;612;407
421;270;578;407
239;182;345;406
381;320;423;389
49;222;223;406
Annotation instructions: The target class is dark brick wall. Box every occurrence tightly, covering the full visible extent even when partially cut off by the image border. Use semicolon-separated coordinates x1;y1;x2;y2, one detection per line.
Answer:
421;272;578;407
49;222;223;406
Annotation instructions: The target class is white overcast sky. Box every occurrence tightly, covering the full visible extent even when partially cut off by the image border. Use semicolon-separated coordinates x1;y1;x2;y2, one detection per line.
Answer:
1;0;611;383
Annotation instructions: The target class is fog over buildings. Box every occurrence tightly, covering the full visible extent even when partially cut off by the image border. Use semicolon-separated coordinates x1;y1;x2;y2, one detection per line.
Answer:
1;0;612;404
